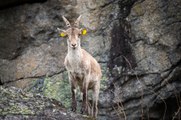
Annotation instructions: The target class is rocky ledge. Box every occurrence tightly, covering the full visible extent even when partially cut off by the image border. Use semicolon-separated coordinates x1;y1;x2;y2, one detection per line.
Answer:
0;86;91;120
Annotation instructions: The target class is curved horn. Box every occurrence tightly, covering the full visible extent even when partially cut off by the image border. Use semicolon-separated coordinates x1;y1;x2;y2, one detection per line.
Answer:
62;16;71;27
74;15;81;27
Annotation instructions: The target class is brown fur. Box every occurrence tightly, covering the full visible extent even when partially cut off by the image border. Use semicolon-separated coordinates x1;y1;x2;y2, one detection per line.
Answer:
60;16;102;118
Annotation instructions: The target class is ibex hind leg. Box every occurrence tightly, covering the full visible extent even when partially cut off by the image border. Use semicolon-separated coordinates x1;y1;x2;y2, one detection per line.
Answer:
81;99;92;115
81;85;89;115
87;100;92;115
92;84;100;118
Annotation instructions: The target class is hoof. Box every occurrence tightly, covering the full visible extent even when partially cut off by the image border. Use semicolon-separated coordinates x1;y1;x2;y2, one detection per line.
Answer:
71;107;76;112
81;107;90;115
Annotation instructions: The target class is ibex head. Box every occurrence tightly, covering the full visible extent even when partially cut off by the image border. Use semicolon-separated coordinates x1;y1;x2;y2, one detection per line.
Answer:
58;15;87;49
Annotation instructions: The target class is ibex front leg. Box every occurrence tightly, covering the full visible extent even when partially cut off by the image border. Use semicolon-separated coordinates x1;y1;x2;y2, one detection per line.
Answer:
81;78;89;115
69;74;77;112
71;84;77;112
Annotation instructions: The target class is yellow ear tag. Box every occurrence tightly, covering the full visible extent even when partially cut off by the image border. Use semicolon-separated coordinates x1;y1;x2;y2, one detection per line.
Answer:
59;32;66;37
82;29;87;35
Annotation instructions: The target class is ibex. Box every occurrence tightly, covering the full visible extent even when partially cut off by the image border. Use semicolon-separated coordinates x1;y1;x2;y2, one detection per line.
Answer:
57;15;102;118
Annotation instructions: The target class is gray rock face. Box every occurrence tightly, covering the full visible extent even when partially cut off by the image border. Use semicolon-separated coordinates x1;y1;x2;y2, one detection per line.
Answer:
103;0;181;119
0;0;46;10
0;0;180;120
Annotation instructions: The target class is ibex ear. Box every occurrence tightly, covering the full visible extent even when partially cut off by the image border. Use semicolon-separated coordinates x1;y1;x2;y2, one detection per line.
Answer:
57;28;67;37
81;29;87;35
62;16;71;27
74;15;81;27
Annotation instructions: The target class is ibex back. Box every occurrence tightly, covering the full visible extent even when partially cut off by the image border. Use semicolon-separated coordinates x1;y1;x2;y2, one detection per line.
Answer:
58;15;102;118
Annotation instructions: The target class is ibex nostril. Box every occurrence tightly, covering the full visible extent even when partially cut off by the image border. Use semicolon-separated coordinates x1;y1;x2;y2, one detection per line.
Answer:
72;44;76;47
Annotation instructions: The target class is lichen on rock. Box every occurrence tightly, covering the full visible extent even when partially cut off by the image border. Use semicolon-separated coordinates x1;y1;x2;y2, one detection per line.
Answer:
0;86;92;120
